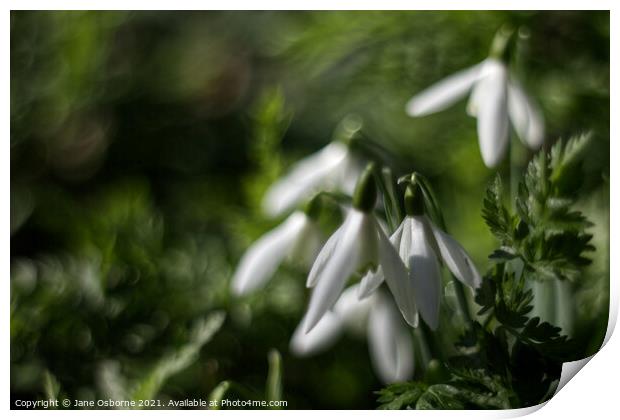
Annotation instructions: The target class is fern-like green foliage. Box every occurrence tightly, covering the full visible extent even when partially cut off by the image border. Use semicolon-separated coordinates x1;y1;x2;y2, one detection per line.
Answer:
483;134;595;283
478;135;594;346
476;136;595;363
377;370;516;410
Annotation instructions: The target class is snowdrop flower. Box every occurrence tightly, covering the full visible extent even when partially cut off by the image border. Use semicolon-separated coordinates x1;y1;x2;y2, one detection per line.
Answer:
406;28;544;168
291;285;414;384
231;209;322;296
262;117;365;218
359;183;481;330
303;163;416;332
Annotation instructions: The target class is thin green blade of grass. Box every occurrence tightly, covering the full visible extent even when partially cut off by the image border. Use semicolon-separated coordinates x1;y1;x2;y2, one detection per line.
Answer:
129;311;226;404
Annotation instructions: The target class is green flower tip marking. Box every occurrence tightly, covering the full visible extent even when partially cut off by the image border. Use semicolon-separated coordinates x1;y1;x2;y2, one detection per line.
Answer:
352;162;377;212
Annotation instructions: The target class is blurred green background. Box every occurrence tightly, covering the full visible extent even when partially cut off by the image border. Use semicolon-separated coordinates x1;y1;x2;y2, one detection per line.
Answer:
10;11;609;409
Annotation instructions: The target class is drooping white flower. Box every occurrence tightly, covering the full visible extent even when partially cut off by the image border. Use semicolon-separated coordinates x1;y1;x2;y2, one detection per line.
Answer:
262;141;363;218
291;285;414;384
303;164;416;333
359;186;481;330
231;211;322;296
405;33;544;168
303;208;415;332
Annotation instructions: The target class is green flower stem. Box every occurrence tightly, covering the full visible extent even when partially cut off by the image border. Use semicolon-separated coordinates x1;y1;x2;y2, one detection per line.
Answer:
489;25;515;63
452;280;473;328
414;322;433;371
509;139;517;212
376;167;402;232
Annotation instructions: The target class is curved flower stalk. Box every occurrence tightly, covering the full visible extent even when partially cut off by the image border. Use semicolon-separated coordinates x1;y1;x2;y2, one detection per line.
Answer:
303;163;417;332
359;183;481;330
405;28;545;168
291;285;414;384
231;210;323;296
530;278;575;337
262;118;365;218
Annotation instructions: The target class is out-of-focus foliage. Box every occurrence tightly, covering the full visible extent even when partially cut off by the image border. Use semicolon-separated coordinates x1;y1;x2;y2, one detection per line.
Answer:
11;11;608;409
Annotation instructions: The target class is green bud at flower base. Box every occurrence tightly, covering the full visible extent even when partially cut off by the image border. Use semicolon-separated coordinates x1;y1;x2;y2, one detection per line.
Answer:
489;25;516;63
303;194;323;221
352;162;377;212
404;182;424;216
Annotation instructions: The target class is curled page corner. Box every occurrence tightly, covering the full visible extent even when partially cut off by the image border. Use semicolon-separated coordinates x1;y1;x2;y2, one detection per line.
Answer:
496;354;603;417
495;402;547;418
554;356;594;396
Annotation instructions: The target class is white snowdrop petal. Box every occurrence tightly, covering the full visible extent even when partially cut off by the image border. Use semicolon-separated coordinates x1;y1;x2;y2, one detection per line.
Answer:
476;60;510;168
466;78;485;117
392;323;415;382
290;310;343;356
358;221;405;299
367;297;397;383
288;218;323;268
430;220;482;289
357;214;381;269
526;103;545;150
391;220;406;247
508;81;545;150
466;59;496;117
358;267;384;299
303;211;366;333
406;62;484;117
507;81;530;144
378;220;419;328
335;284;374;326
291;285;373;356
307;224;344;288
232;212;307;296
262;142;348;217
399;217;413;262
339;153;365;196
367;292;414;384
408;216;442;330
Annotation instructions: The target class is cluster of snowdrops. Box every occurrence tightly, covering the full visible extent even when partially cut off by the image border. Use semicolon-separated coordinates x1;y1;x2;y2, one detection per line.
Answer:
231;28;546;384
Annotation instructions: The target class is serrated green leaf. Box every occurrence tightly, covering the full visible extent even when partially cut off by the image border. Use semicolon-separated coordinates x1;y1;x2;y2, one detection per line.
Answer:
482;175;514;244
489;248;519;261
377;382;426;410
416;385;465;410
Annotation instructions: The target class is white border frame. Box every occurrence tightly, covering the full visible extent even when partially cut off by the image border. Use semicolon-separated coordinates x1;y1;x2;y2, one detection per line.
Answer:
3;3;616;419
